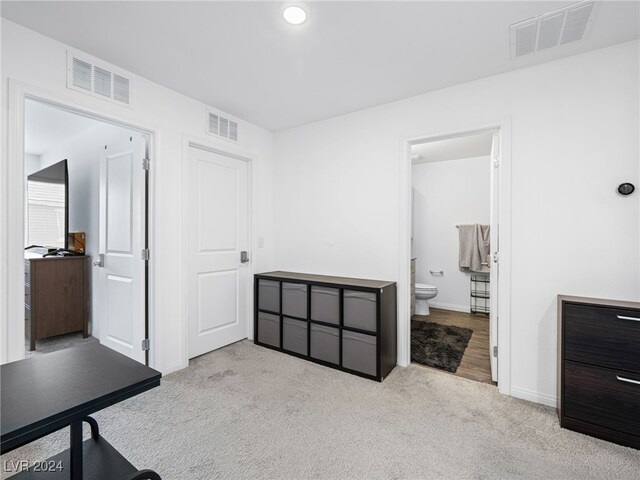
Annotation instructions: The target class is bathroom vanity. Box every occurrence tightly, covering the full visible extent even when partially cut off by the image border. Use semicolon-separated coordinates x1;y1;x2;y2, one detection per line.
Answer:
254;271;397;381
557;295;640;449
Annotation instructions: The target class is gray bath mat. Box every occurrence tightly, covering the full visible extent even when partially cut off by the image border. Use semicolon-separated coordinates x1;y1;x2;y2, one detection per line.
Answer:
411;320;473;373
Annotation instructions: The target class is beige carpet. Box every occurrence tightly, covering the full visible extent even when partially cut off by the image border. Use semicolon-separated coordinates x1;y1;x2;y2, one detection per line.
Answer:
25;332;98;357
3;340;638;479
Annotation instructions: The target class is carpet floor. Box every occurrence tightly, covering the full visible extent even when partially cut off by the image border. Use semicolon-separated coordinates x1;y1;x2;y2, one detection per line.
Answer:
25;332;98;357
2;340;638;479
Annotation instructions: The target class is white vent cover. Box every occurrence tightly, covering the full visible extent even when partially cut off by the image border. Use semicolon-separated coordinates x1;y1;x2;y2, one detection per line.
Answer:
67;52;132;106
510;1;596;58
207;110;238;142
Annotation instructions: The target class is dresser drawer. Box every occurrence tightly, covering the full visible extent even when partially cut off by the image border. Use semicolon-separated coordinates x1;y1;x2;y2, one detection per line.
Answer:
564;303;640;374
564;361;640;437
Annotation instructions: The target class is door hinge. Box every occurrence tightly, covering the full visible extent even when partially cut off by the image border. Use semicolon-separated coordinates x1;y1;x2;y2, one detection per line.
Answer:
493;158;500;168
493;346;498;358
493;251;499;264
142;158;150;171
141;338;150;351
141;248;150;261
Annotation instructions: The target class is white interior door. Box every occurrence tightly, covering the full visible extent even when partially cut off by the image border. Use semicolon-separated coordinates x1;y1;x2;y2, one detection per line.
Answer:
96;134;146;363
187;146;249;359
489;131;500;382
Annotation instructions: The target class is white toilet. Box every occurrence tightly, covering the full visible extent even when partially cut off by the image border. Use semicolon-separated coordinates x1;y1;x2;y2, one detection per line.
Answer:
415;283;438;315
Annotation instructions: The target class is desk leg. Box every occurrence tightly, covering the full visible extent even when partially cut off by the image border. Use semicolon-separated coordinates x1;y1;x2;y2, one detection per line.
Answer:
83;416;100;439
69;419;83;480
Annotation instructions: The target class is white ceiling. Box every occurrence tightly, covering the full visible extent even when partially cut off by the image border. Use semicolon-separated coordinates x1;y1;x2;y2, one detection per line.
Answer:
25;100;100;155
412;132;494;164
3;1;638;132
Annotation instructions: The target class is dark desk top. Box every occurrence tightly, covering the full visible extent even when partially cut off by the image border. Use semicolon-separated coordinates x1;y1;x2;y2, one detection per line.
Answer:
25;252;88;262
256;271;396;289
1;343;161;453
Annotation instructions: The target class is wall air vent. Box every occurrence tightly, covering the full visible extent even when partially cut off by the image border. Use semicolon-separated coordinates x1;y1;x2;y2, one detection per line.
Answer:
67;52;132;106
510;1;597;58
207;110;238;142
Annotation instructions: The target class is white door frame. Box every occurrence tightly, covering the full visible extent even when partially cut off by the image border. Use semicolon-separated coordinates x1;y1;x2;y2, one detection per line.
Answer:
180;134;256;365
2;79;160;368
398;117;512;396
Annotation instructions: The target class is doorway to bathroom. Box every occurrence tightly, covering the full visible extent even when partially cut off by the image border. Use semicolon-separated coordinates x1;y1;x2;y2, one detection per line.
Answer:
408;129;500;385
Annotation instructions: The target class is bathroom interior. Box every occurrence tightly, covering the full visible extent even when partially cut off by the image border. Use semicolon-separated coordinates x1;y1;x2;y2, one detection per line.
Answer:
410;131;496;385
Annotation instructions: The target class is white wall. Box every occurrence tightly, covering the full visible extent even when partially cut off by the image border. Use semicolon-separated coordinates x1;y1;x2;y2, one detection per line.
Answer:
412;156;491;312
1;19;276;372
24;153;40;175
38;123;137;337
274;40;640;405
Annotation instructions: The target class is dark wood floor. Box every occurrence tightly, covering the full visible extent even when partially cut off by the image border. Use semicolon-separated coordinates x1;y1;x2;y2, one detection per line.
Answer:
412;308;495;385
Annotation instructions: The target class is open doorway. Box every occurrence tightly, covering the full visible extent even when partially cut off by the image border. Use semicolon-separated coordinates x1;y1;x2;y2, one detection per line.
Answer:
409;130;500;385
23;99;150;364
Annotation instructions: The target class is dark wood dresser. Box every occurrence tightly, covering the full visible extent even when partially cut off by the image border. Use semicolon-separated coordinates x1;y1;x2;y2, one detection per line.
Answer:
25;254;89;351
558;295;640;449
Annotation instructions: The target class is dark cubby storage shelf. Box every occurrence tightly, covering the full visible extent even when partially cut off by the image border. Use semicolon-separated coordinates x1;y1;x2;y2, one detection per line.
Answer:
254;271;397;382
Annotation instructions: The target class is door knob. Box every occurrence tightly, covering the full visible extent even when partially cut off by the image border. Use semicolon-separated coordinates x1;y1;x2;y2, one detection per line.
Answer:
240;251;249;263
93;254;104;267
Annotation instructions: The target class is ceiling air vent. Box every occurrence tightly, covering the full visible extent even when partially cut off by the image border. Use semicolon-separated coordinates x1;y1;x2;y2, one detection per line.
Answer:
71;57;92;91
67;52;132;106
93;66;112;98
510;1;596;58
113;74;130;104
207;110;238;142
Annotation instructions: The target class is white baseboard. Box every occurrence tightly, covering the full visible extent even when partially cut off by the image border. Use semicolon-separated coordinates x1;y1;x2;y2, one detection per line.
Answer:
428;301;470;313
164;359;188;376
510;386;556;407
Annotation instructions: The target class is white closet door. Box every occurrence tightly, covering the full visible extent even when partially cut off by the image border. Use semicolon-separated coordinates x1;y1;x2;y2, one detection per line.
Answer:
187;146;249;358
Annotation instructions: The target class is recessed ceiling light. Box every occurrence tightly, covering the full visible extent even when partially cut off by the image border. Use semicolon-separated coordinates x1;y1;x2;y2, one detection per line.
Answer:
283;5;307;25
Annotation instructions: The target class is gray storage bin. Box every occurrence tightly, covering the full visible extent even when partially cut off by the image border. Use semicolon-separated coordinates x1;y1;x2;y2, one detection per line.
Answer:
310;286;339;325
282;282;307;318
257;312;280;348
343;290;377;332
342;331;377;376
259;279;280;313
310;324;339;365
283;317;308;356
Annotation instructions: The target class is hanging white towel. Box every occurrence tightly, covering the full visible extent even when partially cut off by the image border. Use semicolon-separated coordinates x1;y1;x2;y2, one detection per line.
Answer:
458;224;476;270
459;224;490;273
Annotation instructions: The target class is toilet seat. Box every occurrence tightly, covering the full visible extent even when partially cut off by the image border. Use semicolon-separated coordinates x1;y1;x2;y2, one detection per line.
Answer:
415;283;437;292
